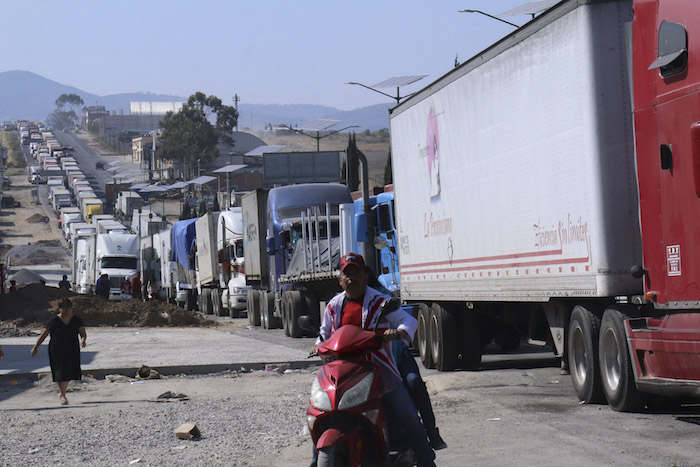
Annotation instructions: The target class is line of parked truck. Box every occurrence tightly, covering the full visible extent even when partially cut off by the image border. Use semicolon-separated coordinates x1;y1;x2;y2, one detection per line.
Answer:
17;0;700;414
23;129;253;316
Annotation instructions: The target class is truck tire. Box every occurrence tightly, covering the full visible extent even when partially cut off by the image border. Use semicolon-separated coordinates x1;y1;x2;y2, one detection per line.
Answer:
270;294;283;329
460;310;482;370
212;292;224;317
185;290;197;312
303;294;320;337
201;289;214;315
261;291;279;329
261;291;271;329
247;290;261;326
568;305;605;404
429;303;458;371
281;293;291;336
417;303;435;369
599;307;648;412
288;291;304;338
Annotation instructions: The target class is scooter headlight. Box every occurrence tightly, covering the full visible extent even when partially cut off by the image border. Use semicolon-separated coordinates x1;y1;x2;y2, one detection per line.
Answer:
311;374;332;411
338;371;375;410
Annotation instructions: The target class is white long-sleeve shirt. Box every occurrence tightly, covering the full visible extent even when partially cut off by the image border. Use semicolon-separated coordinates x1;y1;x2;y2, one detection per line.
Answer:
316;286;417;391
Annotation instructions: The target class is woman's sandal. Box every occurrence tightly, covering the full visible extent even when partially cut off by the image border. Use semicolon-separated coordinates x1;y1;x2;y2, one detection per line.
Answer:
59;395;68;405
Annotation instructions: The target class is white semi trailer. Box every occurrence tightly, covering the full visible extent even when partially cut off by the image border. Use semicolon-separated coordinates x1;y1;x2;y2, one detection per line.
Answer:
388;0;700;412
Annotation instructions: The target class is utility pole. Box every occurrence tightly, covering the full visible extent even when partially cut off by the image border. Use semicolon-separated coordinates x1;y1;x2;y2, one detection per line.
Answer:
232;94;240;133
151;130;157;182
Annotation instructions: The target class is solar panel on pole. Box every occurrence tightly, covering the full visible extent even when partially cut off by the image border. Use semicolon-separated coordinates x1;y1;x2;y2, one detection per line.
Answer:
244;145;287;156
498;0;560;18
371;75;428;89
295;119;340;132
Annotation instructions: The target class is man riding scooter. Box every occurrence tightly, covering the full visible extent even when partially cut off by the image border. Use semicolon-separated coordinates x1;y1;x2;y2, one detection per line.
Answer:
311;253;436;467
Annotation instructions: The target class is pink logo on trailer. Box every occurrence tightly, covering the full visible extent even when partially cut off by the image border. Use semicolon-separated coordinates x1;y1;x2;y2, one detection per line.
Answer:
667;244;681;276
427;107;440;199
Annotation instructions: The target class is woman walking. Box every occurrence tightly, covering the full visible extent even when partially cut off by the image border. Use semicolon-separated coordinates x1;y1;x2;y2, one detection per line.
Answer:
31;298;86;405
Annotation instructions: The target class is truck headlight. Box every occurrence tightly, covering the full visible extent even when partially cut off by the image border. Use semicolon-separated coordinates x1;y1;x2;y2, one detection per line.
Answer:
311;374;332;411
338;371;375;410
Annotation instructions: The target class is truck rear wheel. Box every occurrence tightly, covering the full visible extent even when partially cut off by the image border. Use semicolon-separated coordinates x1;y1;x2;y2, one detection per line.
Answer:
261;291;271;329
185;290;197;312
281;293;291;336
247;290;261;326
599;307;648;412
568;305;605;404
417;303;434;369
288;291;304;338
429;303;458;371
212;292;224;317
303;294;320;337
200;289;214;315
261;291;279;329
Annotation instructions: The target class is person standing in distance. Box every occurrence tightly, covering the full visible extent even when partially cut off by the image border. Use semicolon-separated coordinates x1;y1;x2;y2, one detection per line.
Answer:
58;275;71;290
95;273;110;300
31;298;86;405
312;253;436;467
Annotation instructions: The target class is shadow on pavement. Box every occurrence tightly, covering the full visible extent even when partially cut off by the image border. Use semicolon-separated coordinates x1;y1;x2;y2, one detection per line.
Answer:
0;344;97;402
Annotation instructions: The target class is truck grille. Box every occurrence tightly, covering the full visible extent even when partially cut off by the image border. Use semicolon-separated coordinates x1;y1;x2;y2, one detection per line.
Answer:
109;276;126;289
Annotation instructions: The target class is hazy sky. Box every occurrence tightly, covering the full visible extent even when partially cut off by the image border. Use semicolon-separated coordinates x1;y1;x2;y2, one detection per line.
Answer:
2;1;539;110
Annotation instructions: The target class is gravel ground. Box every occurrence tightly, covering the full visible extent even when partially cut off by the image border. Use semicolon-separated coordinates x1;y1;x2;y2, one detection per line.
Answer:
0;369;314;467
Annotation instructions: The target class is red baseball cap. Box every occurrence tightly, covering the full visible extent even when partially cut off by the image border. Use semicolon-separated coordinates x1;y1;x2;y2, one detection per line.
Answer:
340;252;365;272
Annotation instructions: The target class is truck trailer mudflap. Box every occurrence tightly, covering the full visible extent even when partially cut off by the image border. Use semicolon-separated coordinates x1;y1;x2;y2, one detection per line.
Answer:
626;314;700;397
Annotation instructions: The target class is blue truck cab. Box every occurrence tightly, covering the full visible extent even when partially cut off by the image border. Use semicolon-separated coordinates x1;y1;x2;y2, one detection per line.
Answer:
265;183;353;292
350;190;400;296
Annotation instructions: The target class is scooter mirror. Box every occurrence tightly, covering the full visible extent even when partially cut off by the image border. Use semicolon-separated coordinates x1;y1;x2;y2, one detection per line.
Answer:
373;297;401;333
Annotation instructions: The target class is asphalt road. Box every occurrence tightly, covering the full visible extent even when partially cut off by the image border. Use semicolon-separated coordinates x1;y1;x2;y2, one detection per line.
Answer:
1;327;698;466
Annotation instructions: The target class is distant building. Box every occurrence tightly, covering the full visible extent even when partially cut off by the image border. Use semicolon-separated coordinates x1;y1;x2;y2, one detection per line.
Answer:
131;135;154;163
130;102;185;115
89;101;185;142
84;106;109;130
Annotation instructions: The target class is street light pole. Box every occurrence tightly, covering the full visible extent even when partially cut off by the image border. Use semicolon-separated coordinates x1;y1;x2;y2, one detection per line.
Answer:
458;9;520;28
292;125;360;151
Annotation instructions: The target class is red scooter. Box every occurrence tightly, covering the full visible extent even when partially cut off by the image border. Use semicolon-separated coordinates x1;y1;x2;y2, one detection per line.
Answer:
301;298;414;467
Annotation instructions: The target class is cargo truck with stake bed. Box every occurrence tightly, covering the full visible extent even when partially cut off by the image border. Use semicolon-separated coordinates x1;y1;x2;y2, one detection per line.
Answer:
388;0;700;411
242;184;353;334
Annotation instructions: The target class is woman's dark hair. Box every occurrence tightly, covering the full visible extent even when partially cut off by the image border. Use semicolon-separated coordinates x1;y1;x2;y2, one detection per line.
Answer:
58;298;73;309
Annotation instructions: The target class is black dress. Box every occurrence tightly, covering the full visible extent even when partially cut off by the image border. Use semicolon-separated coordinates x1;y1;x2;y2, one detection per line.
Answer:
46;315;84;382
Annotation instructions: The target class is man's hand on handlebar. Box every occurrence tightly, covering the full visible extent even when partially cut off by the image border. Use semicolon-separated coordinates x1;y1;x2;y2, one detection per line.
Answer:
309;344;319;357
382;329;408;342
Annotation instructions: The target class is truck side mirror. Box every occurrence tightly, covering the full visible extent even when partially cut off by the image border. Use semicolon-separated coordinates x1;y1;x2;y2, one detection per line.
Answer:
266;236;275;255
354;212;368;243
376;203;392;233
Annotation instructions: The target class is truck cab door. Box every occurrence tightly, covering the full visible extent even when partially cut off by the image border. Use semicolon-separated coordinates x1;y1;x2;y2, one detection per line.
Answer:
645;12;700;304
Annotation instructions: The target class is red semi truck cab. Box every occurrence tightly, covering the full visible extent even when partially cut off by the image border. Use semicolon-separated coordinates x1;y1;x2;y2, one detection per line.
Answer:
628;0;700;397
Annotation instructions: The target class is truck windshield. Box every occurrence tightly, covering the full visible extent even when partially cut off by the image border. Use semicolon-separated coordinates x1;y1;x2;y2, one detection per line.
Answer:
288;220;340;246
276;204;340;220
101;257;138;269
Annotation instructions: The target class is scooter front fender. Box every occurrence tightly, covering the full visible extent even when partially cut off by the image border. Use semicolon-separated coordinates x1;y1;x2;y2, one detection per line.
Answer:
317;428;365;466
